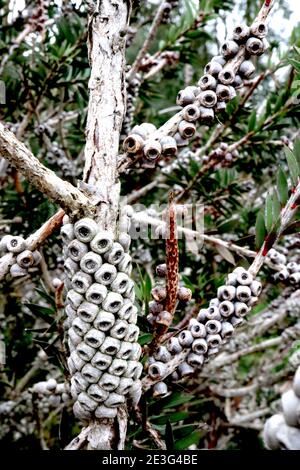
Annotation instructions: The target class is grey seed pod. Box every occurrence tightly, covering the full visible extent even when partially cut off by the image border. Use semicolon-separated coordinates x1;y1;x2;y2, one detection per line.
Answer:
250;280;262;296
232;24;250;42
293;367;300;398
232;74;243;89
138;122;157;136
32;250;42;266
130;342;142;361
239;60;255;78
198;90;217;108
130;124;150;139
198;74;217;91
73;401;92;421
189;319;206;338
80;252;102;274
178;329;194;347
124;360;142;379
46;378;57;391
287;262;299;273
153;382;169;398
246;37;264;55
77;301;99;323
0;235;12;251
104;242;125;265
209;298;220;307
124;324;139;342
174;132;189;147
84;328;105;348
207;347;219;356
64;257;79;279
149;300;164;315
178;120;196;139
151;285;167;302
76;342;96;362
81;364;102;383
156;263;167;277
129;309;137;324
251;21;268;38
133;362;143;380
111;272;130;294
116;341;133;360
119;215;131;234
72;373;89;394
69;350;85;372
118;232;131;252
108;358;128;376
10;263;27;277
94;310;116;331
87;384;109;402
16;249;34;269
221;321;234;338
72;272;93;294
219;300;235;317
160;136;178;157
90;231;114;254
215;101;226;113
95;405;117;419
117;253;132;274
205;319;222;335
72;317;90;336
233;266;246;275
178;361;195;377
171;371;180;382
32;381;50;395
69;327;82;347
78;392;98;411
102;292;124;313
211;55;226;66
99;373;120;391
91;351;112;370
118;302;134;320
62;214;70;225
68;239;88;262
66;289;83;309
85;283;108;305
216;84;232;102
236;270;253;285
61;224;75;243
230;315;244;327
116;377;134;395
123;133;144;153
148;361;167;379
206;305;221;320
290;273;300;285
110;320;129;340
281;389;300;427
263;414;285;450
124;280;135;301
68;338;76;353
154;346;172;363
205;61;222;77
236;285;252;302
197;308;207;323
182;104;201;122
218;67;236;85
207;334;222;348
94;263;117;285
143;140;162;161
220;40;239;58
177;286;192;302
192;338;208;355
199;106;214;123
176;86;198;106
221;285;236;301
66;304;76;321
100;337;121;356
128;380;142;406
167;337;182;354
104;392;125;408
187;352;204;368
234;302;249;317
7;236;26;254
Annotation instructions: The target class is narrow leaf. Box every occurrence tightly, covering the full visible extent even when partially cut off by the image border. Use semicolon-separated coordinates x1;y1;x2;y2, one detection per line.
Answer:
293;138;300;166
285;146;300;186
215;244;235;265
248;110;257;132
265;192;274;232
272;190;281;222
277;167;289;205
255;211;266;250
165;420;175;450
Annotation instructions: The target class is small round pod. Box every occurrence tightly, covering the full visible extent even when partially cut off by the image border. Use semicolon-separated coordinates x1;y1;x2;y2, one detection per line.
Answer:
124;361;142;379
156;263;167;277
221;321;234;339
198;90;217;108
199;106;215;124
0;235;13;252
68;327;82;347
197;308;208;323
76;342;96;362
263;414;285;450
174;132;189;147
215;101;226;113
182;104;201;122
102;292;124;313
210;298;220;307
94;310;115;332
153;346;172;363
234;302;249;317
80;252;102;274
66;304;76;322
176;86;198;106
60;223;75;243
110;320;129;340
205;319;222;335
218;67;236;85
178;329;194;347
293;367;300;398
245;37;264;55
10;263;27;277
177;286;192;302
116;377;134;395
251;21;268;39
123;133;144;154
128;380;142;406
206;334;222;348
204;61;222;77
117;253;132;275
290;273;300;285
232;74;243;89
95;405;117;419
6;236;26;254
64;257;79;279
148;361;167;379
178;361;195;377
68;239;89;262
239;60;255;78
90;231;114;255
207;347;219;357
167;337;183;355
77;301;99;323
16;250;34;269
84;328;105;349
230;315;244;327
118;301;134;321
232;24;250;42
189;319;206;338
108;358;128;376
130;342;142;361
116;341;133;360
99;373;120;392
72;317;90;337
85;283;108;305
104;242;125;265
177;120;196;140
118;232;131;252
87;384;109;402
156;310;172;327
100;336;121;357
74;219;99;245
219;300;235;317
91;351;112;371
137;122;157;137
153;381;169;398
206;305;221;320
104;392;125;408
216;84;233;102
236;285;252;303
160;136;178;157
187;353;204;369
73;401;92;421
124;324;139;342
124;279;135;301
68;351;85;373
71;272;93;294
236;270;253;286
66;289;84;309
77;392;98;412
220;40;239;58
198;74;217;91
71;373;89;393
220;285;236;301
250;280;262;297
111;272;130;295
211;55;226;66
281;389;300;427
94;263;117;286
143;140;162;161
287;262;299;273
151;285;167;303
192;338;208;355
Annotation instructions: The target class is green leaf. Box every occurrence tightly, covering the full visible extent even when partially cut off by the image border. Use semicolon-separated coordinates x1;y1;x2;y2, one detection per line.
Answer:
165;420;175;450
174;430;201;450
162;392;193;408
277;167;289;205
265;192;274;232
138;333;153;346
285;146;300;187
272;190;281;222
215;244;235;265
248;110;257;132
294;138;300;166
255;211;266;249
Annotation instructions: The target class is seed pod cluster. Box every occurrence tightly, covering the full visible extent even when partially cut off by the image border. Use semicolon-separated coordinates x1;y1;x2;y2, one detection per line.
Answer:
202;142;240;166
32;379;71;408
161;1;179;25
47;143;77;180
121;74;142;139
263;366;300;450
61;215;142;421
0;235;41;278
123;20;269;165
269;248;300;287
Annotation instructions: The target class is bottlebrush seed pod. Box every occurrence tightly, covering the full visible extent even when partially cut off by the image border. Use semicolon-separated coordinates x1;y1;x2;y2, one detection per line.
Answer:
73;401;91;420
116;377;134;395
118;232;131;252
108;358;128;376
156;263;167;277
72;272;93;294
232;74;243;89
9;263;27;278
154;346;172;363
156;310;173;326
110;320;128;340
197;308;207;323
143;140;162;161
80;252;102;274
148;361;167;379
187;352;204;368
198;90;217;108
90;231;114;255
182;104;201;122
220;40;239;58
209;298;220;307
0;235;12;251
218;67;236;85
281;389;300;427
32;250;42;266
178;329;194;347
206;305;221;320
189;319;206;338
128;380;142;406
72;317;90;336
219;300;235;317
246;37;264;55
174;132;189;147
76;301;99;323
102;292;124;313
66;304;76;322
78;392;98;411
230;315;244;327
263;414;285;450
130;342;141;361
207;334;222;348
192;338;208;355
95;405;117;419
212;55;226;66
250;280;262;296
221;321;234;338
167;337;183;354
85;283;108;305
118;302;134;320
72;372;89;392
84;328;106;349
124;324;139;342
290;273;300;285
293;367;300;398
232;24;250;42
215;101;226;113
178;361;195;377
287;262;298;273
69;327;82;347
74;218;98;243
61;224;75;243
236;285;252;302
177;286;192;302
123;133;144;153
239;60;255;78
77;342;96;362
68;239;88;262
198;74;217;91
94;263;117;285
91;351;112;370
69;350;85;372
94;310;115;331
178;120;196;139
221;285;236;301
205;319;222;335
124;280;135;301
236;270;253;285
6;236;26;253
251;21;268;38
99;373;120;391
111;272;130;294
64;257;79;279
104;242;125;265
199;106;214;123
153;382;168;398
176;86;199;106
151;285;167;302
100;337;121;357
139;122;157;135
87;384;109;402
216;84;232;102
128;306;138;324
160;136;178;157
104;392;125;408
116;342;133;360
149;300;164;316
205;61;223;77
234;302;249;317
67;289;83;309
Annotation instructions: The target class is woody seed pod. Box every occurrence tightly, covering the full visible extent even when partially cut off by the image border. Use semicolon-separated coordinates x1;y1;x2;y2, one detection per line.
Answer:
108;358;128;376
74;218;98;243
91;351;112;370
198;74;217;91
220;285;236;301
76;342;96;362
192;338;208;355
216;84;232;102
10;263;27;277
187;353;204;368
151;285;167;302
220;40;239;58
189;319;206;338
104;392;125;408
77;301;99;323
221;321;234;338
156;310;172;326
144;140;162;161
239;60;255;78
94;263;117;285
215;101;226;113
64;257;79;279
205;319;222;335
99;373;120;392
206;305;221;320
87;384;109;402
68;239;88;262
234;302;249;317
148;361;167;379
116;341;133;360
232;74;243;89
236;285;252;302
72;272;93;294
167;337;183;354
236;270;253;285
6;236;26;253
110;320;128;340
154;346;172;363
111;272;130;294
198;90;217;108
100;337;121;356
85;283;108;305
123;133;144;154
246;37;264;55
290;273;300;285
84;328;105;349
218;67;236;85
94;310;115;332
250;280;262;296
178;329;194;347
61;224;75;243
178;120;196;139
80;252;102;274
207;334;222;348
118;232;131;252
66;289;83;309
199;106;214;123
176;86;198;106
95;405;117;419
205;61;222;77
219;300;235;317
160;136;178;157
230;315;244;327
182;104;201;122
232;24;250;42
178;361;195;377
90;231;114;254
177;286;192;302
153;382;168;398
72;317;90;336
102;292;124;313
251;22;268;39
174;132;188;147
104;242;125;265
78;392;98;412
124;324;139;342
